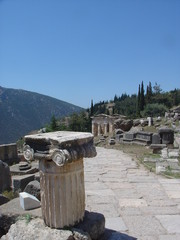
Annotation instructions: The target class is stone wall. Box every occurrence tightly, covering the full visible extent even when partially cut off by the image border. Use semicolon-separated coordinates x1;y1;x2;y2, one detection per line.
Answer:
0;143;19;165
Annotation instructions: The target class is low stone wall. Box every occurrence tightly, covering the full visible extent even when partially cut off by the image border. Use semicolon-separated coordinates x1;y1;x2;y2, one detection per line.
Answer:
0;143;19;165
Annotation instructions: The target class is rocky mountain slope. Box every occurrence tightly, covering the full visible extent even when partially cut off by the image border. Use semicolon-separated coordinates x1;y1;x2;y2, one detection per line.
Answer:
0;86;83;144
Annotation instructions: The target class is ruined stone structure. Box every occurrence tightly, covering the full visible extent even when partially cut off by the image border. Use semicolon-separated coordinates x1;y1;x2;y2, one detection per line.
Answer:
0;143;19;165
91;114;125;137
158;128;174;145
165;105;180;120
23;131;96;229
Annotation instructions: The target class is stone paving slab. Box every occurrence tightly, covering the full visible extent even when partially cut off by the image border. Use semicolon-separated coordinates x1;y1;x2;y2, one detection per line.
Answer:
84;147;180;239
155;215;180;234
86;203;119;218
140;206;180;215
123;216;166;237
105;217;128;232
166;191;180;199
118;199;148;208
158;235;180;240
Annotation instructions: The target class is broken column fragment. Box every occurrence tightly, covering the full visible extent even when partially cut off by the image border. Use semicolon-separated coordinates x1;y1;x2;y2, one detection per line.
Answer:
23;131;97;229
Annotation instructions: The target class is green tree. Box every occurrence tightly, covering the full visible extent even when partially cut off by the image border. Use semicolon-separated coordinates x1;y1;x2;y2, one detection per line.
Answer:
136;84;141;116
146;81;153;104
115;94;137;118
141;103;168;117
114;94;118;102
46;115;59;132
153;82;162;95
140;81;145;111
90;99;94;116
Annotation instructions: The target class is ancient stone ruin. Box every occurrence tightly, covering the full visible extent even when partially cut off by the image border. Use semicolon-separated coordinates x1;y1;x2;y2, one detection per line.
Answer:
91;114;127;137
0;143;19;165
23;131;97;229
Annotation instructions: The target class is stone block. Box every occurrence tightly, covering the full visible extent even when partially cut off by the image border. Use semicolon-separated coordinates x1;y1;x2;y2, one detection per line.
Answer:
161;148;168;159
12;174;35;192
0;160;11;193
168;149;179;158
152;133;161;144
0;143;19;165
10;162;39;175
159;128;174;144
19;192;40;210
123;132;135;141
136;131;152;142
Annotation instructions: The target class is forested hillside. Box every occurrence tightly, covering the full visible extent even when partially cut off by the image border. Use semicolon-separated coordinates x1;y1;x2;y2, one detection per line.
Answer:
0;86;82;144
91;82;180;118
45;82;180;135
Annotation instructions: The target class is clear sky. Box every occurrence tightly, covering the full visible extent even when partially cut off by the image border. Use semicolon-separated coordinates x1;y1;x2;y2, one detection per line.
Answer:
0;0;180;108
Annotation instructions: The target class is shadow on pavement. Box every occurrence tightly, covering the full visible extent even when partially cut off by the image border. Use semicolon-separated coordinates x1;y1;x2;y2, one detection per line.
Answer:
100;228;137;240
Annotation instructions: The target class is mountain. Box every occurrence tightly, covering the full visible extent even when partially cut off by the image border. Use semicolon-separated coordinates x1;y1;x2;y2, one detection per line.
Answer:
0;86;83;144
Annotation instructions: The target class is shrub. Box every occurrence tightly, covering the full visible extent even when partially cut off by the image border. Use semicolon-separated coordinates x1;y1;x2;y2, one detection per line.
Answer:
141;103;168;117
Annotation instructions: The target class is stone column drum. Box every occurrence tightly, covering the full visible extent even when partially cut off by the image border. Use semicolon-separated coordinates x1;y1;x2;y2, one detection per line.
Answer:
23;131;96;229
92;121;95;136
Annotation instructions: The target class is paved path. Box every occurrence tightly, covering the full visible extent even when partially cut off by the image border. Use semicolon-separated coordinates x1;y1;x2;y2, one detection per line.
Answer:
84;147;180;240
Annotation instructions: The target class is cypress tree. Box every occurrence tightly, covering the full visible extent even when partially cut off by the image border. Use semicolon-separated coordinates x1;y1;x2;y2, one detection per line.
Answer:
137;84;141;116
149;81;152;96
114;94;118;102
146;81;152;104
90;99;94;116
140;81;145;111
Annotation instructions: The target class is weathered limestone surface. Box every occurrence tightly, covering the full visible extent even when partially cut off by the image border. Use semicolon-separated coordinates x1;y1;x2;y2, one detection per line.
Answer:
40;158;85;228
0;211;105;240
0;218;73;240
23;131;96;165
23;131;97;229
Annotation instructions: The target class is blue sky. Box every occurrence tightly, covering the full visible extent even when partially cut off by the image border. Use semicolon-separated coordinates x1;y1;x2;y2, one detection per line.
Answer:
0;0;179;108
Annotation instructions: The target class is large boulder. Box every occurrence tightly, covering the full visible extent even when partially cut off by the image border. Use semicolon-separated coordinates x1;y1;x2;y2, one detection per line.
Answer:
133;119;140;126
114;119;133;132
140;119;148;127
1;218;73;240
0;160;11;193
1;212;105;240
24;180;41;201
